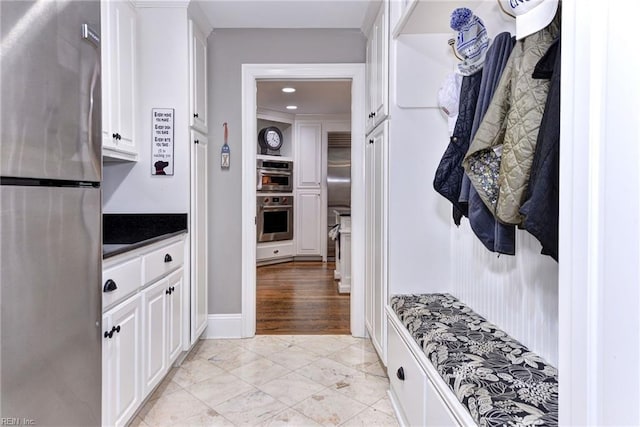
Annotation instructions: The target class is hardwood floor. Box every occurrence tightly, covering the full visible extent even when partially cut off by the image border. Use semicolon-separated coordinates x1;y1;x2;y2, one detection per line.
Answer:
256;261;350;335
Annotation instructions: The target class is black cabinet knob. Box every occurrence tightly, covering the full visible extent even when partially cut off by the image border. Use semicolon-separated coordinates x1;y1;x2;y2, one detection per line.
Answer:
372;112;376;117
104;325;118;339
396;367;405;381
166;288;171;295
164;254;173;263
103;279;118;293
193;113;199;118
170;286;175;292
369;139;374;144
194;139;199;144
112;133;118;139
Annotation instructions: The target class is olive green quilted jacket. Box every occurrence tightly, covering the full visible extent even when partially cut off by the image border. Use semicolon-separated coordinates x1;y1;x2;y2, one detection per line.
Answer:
463;15;560;226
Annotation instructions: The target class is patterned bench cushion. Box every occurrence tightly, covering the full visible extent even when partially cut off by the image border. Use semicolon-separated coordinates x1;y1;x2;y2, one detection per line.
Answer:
390;293;558;427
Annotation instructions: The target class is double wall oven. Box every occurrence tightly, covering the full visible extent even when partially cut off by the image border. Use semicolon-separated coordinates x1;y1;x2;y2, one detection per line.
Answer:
257;159;294;243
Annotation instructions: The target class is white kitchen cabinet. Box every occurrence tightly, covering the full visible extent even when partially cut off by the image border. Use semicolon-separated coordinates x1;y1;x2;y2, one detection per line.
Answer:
189;20;208;132
101;0;138;161
167;269;184;364
257;240;295;263
102;294;142;427
365;121;388;362
295;191;322;256
142;277;168;397
190;130;208;342
365;2;389;133
295;121;322;189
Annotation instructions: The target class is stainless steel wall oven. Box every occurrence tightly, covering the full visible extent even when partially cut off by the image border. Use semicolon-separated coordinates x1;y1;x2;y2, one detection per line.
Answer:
257;195;293;242
257;159;293;192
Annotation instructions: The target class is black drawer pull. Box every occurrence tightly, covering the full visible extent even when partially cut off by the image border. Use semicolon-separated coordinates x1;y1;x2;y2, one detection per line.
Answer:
166;288;172;295
103;279;118;293
396;367;405;381
170;286;175;292
164;254;172;263
193;113;199;118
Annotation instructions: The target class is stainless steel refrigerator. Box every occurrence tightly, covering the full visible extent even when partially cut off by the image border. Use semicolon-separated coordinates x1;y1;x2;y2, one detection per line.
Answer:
1;1;102;425
326;132;351;259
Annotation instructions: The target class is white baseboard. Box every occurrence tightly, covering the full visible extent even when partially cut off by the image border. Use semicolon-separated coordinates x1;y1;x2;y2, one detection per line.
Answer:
338;280;351;294
204;314;243;339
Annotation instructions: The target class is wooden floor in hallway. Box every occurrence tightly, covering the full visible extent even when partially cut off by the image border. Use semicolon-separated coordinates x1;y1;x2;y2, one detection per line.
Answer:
256;261;350;335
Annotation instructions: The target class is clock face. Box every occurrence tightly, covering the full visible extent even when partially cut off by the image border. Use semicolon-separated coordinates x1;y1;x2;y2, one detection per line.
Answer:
266;130;281;148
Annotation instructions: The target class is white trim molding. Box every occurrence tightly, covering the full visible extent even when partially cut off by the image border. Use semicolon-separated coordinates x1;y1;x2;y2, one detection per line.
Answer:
241;63;366;339
559;1;640;424
205;314;243;339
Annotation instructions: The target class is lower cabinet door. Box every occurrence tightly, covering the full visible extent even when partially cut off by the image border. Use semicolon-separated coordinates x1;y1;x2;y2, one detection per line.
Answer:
142;279;168;396
387;318;427;426
167;269;184;364
103;295;142;427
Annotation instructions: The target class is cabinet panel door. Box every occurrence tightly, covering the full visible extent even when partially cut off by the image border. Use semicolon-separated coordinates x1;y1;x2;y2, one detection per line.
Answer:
114;1;136;150
296;122;322;189
190;21;208;131
191;131;208;341
372;3;388;124
296;192;322;255
104;295;142;427
142;279;168;396
167;269;184;364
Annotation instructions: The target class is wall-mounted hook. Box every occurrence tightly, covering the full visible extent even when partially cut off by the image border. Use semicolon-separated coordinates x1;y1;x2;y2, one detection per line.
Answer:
448;38;464;61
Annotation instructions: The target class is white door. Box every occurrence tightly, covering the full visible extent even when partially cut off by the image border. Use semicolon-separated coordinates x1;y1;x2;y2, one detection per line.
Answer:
189;21;208;131
167;269;184;364
105;0;136;154
365;122;388;360
142;279;168;396
295;122;322;189
296;191;322;255
103;295;142;427
191;131;208;342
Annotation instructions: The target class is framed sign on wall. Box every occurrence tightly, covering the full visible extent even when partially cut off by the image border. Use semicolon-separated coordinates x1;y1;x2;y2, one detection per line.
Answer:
151;108;175;176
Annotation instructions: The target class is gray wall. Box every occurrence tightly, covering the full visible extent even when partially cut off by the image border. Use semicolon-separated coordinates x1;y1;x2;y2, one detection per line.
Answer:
207;29;366;314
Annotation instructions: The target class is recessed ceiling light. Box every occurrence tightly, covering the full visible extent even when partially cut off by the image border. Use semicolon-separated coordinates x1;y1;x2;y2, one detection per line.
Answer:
286;105;298;110
282;87;296;93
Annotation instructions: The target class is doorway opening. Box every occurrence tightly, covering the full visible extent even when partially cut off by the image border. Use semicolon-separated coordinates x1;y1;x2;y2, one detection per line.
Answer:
255;79;352;334
241;64;366;338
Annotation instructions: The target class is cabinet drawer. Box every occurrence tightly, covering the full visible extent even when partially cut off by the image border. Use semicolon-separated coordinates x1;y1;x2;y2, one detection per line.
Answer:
256;241;294;261
388;318;427;427
144;240;184;285
102;257;142;310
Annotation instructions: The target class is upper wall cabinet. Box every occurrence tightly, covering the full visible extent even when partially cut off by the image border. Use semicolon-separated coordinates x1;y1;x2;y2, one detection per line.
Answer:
102;0;138;162
189;20;208;132
366;2;389;133
295;121;322;189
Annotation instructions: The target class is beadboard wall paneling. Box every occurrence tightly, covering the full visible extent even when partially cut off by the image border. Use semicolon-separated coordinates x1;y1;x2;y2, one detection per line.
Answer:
451;223;559;367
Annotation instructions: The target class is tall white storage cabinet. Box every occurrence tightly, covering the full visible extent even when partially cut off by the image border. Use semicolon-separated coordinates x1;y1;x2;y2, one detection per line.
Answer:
101;0;138;161
190;130;208;340
364;1;389;364
295;121;323;257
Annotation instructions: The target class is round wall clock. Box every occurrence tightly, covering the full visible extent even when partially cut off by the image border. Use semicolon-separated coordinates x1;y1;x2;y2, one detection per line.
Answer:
258;126;283;155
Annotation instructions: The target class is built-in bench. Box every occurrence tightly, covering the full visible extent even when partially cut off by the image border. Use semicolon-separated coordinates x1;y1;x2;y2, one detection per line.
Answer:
387;293;558;426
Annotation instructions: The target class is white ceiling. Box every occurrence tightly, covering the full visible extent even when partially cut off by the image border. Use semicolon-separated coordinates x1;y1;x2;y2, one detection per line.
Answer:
257;80;352;115
194;0;373;30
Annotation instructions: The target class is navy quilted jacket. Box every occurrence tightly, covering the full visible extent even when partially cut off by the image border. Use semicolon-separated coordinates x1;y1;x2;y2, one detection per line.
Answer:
433;71;483;225
520;38;561;261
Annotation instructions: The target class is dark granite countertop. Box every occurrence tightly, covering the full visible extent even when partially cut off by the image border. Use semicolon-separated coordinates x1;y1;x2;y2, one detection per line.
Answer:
103;213;188;259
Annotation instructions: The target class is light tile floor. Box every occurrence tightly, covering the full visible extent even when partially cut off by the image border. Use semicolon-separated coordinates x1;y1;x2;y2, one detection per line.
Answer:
131;335;399;426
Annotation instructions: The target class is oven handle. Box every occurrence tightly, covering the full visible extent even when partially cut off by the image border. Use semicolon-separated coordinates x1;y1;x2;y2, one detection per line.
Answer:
257;168;292;176
260;205;293;210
